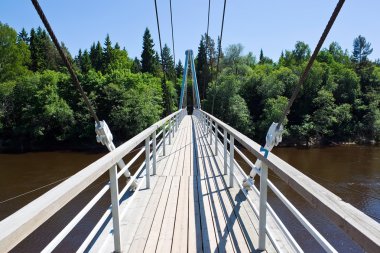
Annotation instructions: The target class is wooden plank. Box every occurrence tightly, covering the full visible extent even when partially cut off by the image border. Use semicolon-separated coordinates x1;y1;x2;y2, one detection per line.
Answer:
161;117;186;176
193;117;220;253
128;176;167;253
171;176;189;252
195;116;245;253
173;117;188;176
144;177;173;252
188;176;203;253
156;176;181;253
183;117;192;176
195;115;283;253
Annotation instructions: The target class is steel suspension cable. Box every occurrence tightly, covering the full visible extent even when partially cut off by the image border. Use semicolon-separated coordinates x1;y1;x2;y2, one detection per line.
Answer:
31;0;100;124
154;0;173;114
211;0;227;115
169;0;176;67
154;0;165;78
276;0;346;129
206;0;211;59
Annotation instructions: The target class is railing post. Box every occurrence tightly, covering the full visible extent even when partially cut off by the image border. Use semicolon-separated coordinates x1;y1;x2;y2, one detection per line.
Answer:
229;135;234;187
172;118;175;138
169;121;172;145
163;126;166;156
210;120;213;145
203;114;206;132
145;136;150;189
214;122;218;155
224;129;228;175
109;164;122;252
258;164;268;250
206;116;209;137
152;130;157;175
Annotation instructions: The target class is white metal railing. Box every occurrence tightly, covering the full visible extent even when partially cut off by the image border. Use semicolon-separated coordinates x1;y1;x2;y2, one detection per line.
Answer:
194;109;380;253
0;108;187;253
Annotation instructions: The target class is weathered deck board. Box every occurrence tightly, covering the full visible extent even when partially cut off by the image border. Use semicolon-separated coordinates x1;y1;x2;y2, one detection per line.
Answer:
194;117;251;252
89;115;282;253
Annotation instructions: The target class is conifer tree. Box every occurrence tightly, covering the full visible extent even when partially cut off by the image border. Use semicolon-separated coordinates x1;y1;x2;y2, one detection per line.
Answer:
196;36;208;99
141;28;156;74
162;44;175;80
102;34;113;71
176;60;183;78
17;28;29;44
90;41;103;71
80;49;92;73
352;35;373;64
131;57;142;73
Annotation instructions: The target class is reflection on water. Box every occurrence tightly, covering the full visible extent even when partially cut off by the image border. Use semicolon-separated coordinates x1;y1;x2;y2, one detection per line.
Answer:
0;145;379;252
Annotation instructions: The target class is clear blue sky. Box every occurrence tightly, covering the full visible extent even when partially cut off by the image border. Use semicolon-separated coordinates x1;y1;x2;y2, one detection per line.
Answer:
1;0;379;64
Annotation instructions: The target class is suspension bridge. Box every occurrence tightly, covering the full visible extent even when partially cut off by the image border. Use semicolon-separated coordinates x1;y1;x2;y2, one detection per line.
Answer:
1;0;380;252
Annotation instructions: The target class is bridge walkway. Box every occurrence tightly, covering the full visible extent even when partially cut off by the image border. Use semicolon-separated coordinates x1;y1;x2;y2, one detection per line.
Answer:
90;115;279;253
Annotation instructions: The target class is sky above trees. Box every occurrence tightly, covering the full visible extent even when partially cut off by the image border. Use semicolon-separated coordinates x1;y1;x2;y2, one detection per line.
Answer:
1;0;379;64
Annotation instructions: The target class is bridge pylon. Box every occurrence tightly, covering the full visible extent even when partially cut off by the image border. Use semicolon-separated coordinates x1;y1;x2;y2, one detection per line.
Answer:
179;50;201;110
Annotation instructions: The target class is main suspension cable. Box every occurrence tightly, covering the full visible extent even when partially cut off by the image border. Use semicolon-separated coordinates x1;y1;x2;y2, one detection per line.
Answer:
205;0;211;59
154;0;165;78
169;0;176;67
31;0;100;124
276;0;346;129
211;0;227;115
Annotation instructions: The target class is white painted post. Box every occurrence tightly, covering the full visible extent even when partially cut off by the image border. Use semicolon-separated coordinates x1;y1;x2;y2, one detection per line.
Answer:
152;130;157;175
229;135;234;188
169;121;172;145
210;120;213;145
203;114;206;132
163;126;166;156
206;116;209;137
109;164;122;252
214;122;218;155
224;129;228;175
172;118;175;138
145;136;150;189
258;164;268;250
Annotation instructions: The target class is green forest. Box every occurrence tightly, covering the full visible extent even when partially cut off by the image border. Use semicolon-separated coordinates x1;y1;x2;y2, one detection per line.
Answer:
0;22;379;151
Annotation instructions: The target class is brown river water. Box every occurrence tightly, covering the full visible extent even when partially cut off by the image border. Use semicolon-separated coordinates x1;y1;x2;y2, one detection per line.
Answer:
0;145;379;252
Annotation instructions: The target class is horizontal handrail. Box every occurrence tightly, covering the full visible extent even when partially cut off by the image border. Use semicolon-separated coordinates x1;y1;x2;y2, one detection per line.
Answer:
0;108;185;253
196;109;380;252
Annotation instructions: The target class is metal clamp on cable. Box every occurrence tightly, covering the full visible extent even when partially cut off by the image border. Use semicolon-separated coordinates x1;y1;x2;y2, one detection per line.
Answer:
242;122;283;191
95;121;138;191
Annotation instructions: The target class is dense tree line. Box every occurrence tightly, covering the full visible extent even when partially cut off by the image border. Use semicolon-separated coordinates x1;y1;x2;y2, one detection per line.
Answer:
197;36;380;145
0;22;181;151
1;20;379;151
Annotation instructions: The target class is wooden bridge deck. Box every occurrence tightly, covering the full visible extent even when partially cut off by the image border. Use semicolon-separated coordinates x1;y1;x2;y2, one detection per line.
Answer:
90;115;281;253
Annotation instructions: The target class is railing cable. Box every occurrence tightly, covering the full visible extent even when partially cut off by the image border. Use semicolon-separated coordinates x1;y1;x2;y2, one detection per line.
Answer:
30;0;100;124
211;0;227;115
276;0;346;129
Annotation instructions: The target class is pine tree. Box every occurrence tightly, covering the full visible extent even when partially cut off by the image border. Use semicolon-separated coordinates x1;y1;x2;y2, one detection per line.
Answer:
352;35;373;64
90;41;103;71
196;36;208;99
176;60;183;78
102;34;113;72
80;49;92;73
259;49;264;64
131;57;142;73
17;28;29;44
162;44;175;79
141;28;156;74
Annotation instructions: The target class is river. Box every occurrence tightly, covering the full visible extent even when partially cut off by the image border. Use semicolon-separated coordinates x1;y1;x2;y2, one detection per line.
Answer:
0;145;379;252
